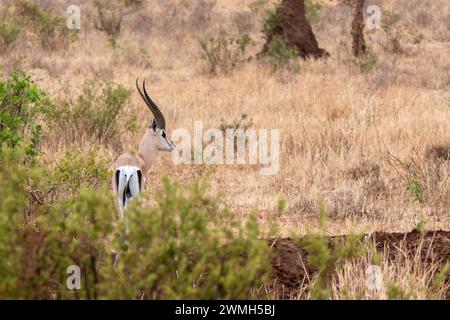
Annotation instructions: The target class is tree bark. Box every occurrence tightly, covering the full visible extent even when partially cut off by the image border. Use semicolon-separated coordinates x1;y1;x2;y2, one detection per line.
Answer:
351;0;367;57
261;0;329;59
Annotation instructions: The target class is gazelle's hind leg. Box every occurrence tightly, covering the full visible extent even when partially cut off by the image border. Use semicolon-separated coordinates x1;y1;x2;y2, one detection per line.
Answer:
116;168;128;220
113;166;141;265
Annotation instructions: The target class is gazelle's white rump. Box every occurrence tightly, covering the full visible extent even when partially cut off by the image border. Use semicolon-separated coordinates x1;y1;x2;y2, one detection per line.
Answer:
115;165;142;220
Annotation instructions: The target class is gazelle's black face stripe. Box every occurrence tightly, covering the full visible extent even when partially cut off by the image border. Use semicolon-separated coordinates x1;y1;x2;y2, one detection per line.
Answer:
161;130;172;145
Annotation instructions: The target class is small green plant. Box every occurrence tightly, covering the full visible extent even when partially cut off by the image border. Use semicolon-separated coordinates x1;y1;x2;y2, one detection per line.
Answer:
219;114;254;153
219;113;253;134
381;10;424;55
262;8;283;36
52;147;111;197
358;50;377;73
386;283;411;300
261;6;303;71
199;33;254;74
345;47;378;73
412;32;424;45
429;263;450;299
94;0;139;43
408;177;422;203
0;20;20;52
413;218;427;232
0;72;52;157
265;36;299;71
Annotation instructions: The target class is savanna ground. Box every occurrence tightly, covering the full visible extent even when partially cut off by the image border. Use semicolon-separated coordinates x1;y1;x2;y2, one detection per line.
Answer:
0;0;449;299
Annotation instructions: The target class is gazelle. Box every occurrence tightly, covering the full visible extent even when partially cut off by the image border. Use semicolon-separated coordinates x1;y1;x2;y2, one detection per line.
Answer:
112;78;175;226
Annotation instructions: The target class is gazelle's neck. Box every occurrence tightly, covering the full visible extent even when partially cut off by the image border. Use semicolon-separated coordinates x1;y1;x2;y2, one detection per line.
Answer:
137;131;158;172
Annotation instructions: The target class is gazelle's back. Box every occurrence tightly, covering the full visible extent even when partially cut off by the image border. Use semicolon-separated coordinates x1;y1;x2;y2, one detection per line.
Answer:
113;152;145;171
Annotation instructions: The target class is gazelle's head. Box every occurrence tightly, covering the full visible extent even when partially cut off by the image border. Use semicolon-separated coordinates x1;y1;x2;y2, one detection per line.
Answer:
136;78;176;152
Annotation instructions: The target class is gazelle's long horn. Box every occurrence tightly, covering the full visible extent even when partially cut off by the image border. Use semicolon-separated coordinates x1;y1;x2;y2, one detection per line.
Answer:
135;77;166;130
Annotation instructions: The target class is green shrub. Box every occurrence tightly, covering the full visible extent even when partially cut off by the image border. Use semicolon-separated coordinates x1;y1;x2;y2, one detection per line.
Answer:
413;218;427;232
0;72;52;157
0;147;271;299
345;48;378;73
16;0;71;49
105;178;271;299
199;33;254;74
52;147;112;197
408;177;422;203
386;283;411;300
265;36;299;71
49;79;132;150
262;8;283;36
0;147;115;298
0;19;20;52
380;10;424;55
261;6;300;71
429;263;450;299
94;0;140;44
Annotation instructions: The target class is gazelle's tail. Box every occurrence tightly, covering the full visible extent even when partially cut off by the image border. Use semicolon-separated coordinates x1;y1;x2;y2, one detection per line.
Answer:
114;165;142;222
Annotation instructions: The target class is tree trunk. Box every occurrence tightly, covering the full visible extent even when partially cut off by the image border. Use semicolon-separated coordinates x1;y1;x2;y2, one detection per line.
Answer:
351;0;366;57
261;0;329;59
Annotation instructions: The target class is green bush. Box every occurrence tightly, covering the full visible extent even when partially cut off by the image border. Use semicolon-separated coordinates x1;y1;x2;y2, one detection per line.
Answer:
52;147;112;197
0;72;52;157
94;0;140;44
265;36;299;71
105;178;271;299
0;147;114;298
0;147;271;299
408;177;423;203
261;7;300;71
262;8;283;37
49;79;132;150
0;19;20;52
199;33;254;74
0;5;20;53
345;48;378;73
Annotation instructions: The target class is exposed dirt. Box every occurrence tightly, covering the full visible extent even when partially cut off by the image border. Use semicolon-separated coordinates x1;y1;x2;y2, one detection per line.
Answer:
270;230;450;299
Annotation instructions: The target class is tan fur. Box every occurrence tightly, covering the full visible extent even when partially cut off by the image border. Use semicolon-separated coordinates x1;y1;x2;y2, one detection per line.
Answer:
137;130;159;170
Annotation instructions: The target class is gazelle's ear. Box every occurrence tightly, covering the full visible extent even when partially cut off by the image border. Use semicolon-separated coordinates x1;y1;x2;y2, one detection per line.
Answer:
150;118;158;132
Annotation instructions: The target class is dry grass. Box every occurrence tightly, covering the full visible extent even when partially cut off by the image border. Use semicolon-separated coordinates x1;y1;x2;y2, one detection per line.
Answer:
0;0;448;299
332;240;449;300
